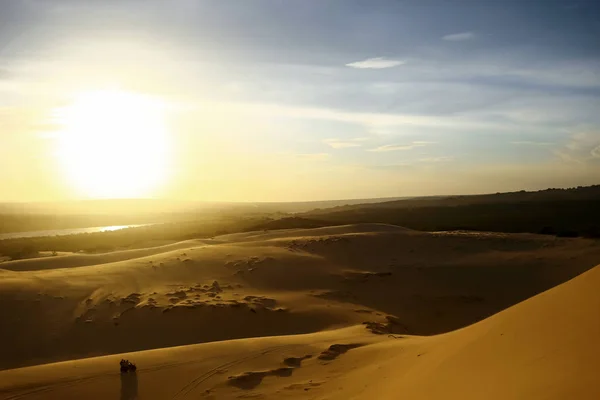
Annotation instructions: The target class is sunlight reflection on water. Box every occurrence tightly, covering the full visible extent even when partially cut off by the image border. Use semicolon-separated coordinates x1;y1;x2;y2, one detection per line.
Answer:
0;224;151;240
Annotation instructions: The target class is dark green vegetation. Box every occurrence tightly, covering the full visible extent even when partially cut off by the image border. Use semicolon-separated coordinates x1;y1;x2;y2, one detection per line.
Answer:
301;200;600;237
1;185;598;261
260;186;600;238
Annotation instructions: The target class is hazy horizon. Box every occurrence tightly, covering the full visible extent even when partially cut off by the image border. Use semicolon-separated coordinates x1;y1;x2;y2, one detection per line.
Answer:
1;182;595;206
2;0;599;202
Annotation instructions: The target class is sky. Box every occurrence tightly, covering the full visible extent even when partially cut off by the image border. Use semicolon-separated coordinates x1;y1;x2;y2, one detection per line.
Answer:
1;0;599;202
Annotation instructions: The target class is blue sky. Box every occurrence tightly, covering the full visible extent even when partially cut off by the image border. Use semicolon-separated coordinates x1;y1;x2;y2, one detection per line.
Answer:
1;0;599;201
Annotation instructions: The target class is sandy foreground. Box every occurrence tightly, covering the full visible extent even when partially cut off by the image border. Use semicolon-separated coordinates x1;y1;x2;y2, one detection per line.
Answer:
0;224;599;399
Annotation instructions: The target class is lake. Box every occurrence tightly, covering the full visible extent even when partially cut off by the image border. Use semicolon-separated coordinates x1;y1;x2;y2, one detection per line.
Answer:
0;224;150;241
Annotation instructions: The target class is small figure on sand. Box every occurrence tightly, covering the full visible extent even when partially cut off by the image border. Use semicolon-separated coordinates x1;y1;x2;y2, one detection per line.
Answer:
120;359;137;373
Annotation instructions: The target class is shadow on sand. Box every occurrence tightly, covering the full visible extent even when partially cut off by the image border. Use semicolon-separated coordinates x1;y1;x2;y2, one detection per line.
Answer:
120;371;138;400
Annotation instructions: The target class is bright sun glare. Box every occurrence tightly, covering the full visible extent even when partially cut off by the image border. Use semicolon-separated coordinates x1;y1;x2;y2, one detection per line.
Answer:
54;90;170;198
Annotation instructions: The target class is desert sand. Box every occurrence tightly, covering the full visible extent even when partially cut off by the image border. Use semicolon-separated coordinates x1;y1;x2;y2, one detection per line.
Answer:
0;224;599;399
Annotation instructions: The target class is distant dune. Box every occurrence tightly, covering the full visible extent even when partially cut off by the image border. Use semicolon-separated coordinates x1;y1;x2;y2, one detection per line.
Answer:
0;239;210;272
220;222;410;242
0;224;599;398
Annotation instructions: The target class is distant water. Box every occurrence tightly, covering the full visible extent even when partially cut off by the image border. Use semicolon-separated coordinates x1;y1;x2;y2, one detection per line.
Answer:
0;224;151;241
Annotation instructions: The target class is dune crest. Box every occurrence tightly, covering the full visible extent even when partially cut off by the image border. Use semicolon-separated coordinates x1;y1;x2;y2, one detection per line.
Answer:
326;265;600;399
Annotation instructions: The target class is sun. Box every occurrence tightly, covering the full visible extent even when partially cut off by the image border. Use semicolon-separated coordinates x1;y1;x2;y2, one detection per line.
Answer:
53;90;171;198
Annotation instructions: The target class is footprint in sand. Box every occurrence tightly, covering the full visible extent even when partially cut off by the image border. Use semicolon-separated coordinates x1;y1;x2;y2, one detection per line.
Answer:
167;290;187;299
283;354;312;368
284;381;323;391
226;354;313;391
318;344;364;361
228;367;295;390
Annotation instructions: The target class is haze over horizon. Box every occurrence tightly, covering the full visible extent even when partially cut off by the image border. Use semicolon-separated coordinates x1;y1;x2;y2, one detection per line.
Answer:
1;0;599;202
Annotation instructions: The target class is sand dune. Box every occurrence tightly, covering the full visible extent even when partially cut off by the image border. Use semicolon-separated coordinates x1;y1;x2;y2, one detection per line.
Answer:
217;223;411;242
0;239;211;272
0;266;597;399
0;224;599;398
323;265;600;400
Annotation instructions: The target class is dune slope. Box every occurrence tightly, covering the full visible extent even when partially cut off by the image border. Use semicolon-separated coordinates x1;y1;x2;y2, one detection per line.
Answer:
328;265;600;400
0;266;597;399
1;224;599;371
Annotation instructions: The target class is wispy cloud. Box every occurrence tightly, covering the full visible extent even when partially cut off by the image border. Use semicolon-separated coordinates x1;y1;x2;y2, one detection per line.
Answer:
324;137;368;149
346;57;405;69
554;132;600;163
419;156;454;162
219;101;507;133
510;141;554;146
442;31;475;41
365;164;413;171
413;141;437;145
296;153;331;161
368;141;435;152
